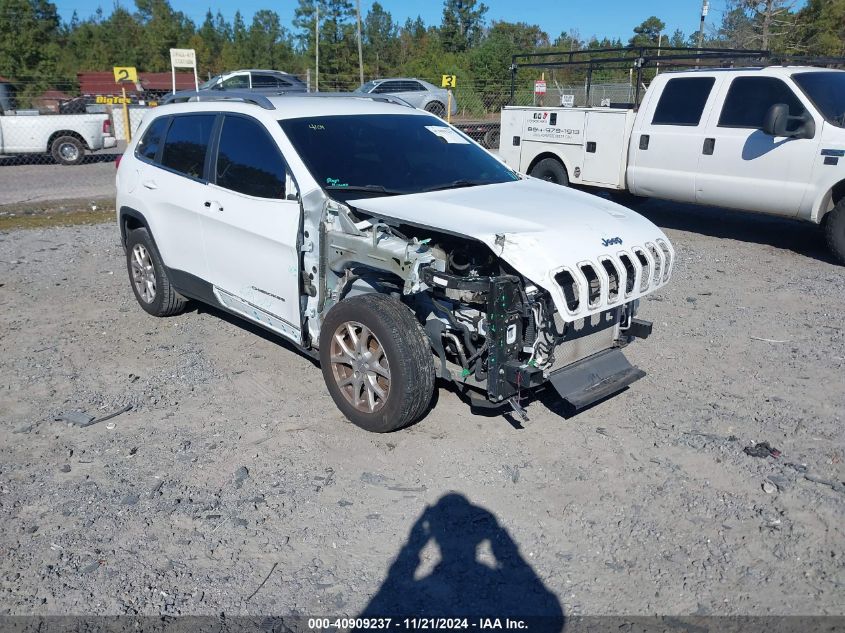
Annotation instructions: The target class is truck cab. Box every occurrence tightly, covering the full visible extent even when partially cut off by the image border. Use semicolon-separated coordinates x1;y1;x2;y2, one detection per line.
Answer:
628;67;843;224
499;62;845;263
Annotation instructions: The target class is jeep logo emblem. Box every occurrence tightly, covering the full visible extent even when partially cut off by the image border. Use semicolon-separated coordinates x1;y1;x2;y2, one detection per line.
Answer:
602;237;623;247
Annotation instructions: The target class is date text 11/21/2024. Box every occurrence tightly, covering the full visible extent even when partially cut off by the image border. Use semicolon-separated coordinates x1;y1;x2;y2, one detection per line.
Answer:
307;618;530;630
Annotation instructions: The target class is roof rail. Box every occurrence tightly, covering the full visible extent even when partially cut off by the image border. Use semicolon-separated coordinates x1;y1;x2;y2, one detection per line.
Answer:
161;91;276;110
160;90;417;111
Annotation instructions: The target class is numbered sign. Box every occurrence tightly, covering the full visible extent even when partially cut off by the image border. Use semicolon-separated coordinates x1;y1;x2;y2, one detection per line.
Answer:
441;75;457;89
113;66;138;83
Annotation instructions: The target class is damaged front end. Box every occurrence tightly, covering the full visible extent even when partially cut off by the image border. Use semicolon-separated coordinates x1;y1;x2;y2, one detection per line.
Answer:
306;192;673;417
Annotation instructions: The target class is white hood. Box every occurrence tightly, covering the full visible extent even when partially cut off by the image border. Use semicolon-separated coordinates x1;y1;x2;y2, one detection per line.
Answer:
349;178;674;322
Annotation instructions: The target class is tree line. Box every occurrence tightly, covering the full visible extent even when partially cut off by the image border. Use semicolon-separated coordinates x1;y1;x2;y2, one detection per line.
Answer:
0;0;841;104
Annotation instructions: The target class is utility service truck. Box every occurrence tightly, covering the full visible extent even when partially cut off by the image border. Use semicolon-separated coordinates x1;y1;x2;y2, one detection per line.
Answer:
500;48;845;263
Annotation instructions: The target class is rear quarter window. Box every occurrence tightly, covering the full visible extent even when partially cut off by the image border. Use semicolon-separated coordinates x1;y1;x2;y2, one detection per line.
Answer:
651;77;716;126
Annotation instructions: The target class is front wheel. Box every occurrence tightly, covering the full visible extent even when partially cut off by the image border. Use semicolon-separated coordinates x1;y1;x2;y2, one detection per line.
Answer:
51;135;85;166
529;158;569;186
824;200;845;265
319;294;434;432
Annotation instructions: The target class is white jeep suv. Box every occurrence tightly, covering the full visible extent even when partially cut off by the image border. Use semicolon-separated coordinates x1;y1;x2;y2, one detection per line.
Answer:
116;91;675;432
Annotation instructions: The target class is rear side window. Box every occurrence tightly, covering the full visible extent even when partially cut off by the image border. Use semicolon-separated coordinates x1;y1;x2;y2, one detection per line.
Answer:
136;116;169;162
652;77;716;126
718;77;806;128
160;114;216;179
215;115;287;198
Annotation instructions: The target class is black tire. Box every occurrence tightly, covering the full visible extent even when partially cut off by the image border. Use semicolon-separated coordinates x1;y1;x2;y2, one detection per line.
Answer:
530;158;569;186
319;293;435;432
824;200;845;265
424;101;446;118
483;127;500;149
125;228;186;317
50;135;85;166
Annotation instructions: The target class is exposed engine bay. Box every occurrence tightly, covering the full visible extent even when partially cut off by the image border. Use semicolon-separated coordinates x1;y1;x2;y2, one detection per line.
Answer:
314;197;657;414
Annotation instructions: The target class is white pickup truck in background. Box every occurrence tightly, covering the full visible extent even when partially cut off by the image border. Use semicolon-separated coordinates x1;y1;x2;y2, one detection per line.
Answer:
0;109;116;165
499;66;845;263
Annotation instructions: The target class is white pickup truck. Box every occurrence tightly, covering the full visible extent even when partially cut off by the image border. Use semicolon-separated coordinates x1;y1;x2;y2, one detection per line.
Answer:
499;66;845;263
0;110;116;165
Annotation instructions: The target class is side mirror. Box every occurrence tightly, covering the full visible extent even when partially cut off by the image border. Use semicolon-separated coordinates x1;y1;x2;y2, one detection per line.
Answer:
763;103;816;140
762;103;789;136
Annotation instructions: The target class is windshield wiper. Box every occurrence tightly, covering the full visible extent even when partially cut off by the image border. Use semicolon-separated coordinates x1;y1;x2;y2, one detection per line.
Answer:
324;184;406;196
421;179;492;193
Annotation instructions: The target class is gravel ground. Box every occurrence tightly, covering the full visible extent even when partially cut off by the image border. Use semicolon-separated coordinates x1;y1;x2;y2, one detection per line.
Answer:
0;205;843;622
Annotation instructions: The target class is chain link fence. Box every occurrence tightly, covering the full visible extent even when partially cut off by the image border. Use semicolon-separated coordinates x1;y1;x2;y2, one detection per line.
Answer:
0;72;641;165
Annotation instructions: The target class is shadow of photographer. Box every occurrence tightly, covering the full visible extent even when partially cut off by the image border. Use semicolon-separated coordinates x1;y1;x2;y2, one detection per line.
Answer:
359;493;565;632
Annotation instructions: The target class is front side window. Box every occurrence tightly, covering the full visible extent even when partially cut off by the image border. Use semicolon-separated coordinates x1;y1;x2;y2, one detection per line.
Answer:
719;77;806;128
793;71;845;128
279;114;517;199
136;116;169;162
216;115;287;198
357;81;377;94
221;74;249;90
652;77;715;126
160;114;216;179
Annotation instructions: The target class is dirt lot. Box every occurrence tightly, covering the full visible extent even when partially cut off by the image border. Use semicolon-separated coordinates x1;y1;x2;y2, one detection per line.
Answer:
0;202;843;623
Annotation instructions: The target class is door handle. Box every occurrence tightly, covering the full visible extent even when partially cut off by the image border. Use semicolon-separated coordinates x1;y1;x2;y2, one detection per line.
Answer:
586;141;597;153
204;200;223;212
142;180;158;190
639;134;650;150
703;138;715;155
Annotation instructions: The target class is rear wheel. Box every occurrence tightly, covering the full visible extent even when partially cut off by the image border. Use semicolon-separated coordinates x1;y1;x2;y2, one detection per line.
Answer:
424;101;446;118
824;200;845;265
319;294;434;432
51;135;85;166
529;158;569;186
483;127;500;149
125;228;186;317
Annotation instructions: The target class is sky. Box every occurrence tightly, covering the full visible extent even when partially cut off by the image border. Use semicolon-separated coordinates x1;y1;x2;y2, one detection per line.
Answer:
51;0;754;42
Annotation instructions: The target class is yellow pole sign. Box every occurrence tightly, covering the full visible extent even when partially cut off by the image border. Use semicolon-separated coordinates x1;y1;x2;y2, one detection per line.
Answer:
441;75;456;123
113;66;138;143
113;66;138;83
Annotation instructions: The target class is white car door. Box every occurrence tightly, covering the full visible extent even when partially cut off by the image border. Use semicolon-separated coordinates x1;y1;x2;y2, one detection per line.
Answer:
199;114;303;344
627;75;719;203
694;75;820;217
137;113;216;280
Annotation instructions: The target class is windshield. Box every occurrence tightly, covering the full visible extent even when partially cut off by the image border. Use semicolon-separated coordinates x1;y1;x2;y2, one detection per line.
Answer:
279;114;518;198
356;81;377;94
199;75;221;90
793;71;845;128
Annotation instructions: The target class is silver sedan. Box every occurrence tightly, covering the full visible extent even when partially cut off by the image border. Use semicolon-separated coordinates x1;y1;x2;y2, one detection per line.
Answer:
354;78;457;118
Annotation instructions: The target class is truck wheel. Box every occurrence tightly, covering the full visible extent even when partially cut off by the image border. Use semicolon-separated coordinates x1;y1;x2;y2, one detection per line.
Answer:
483;127;500;149
530;158;569;186
425;101;446;118
125;228;186;317
51;135;85;166
824;201;845;265
319;293;435;432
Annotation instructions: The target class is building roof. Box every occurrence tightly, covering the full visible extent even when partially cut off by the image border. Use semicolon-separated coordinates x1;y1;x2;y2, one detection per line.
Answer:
77;71;198;95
